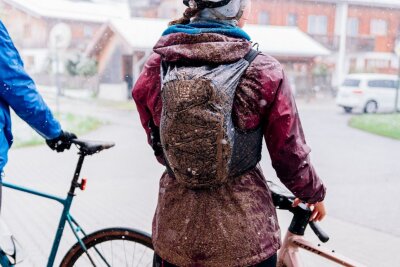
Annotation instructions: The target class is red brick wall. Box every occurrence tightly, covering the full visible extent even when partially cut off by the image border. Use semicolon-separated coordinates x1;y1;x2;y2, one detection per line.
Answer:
347;5;400;52
249;0;400;53
250;0;336;36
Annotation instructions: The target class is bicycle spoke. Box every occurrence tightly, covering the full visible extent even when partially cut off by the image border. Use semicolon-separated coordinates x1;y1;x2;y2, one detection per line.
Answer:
135;246;146;267
91;244;112;267
123;240;128;267
111;240;114;266
131;242;136;267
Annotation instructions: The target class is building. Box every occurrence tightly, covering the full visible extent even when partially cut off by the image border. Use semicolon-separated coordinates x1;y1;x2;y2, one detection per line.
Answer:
137;0;400;81
86;17;330;98
0;0;129;75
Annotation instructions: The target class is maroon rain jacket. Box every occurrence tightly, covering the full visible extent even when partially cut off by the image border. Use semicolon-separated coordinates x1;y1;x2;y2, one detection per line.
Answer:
133;32;326;267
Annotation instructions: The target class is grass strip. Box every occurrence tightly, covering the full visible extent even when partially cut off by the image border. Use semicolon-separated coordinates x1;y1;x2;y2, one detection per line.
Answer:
349;114;400;140
13;113;103;148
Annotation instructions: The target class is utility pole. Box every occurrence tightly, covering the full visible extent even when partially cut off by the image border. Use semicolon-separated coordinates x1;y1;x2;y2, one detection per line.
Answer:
335;0;349;87
395;41;400;113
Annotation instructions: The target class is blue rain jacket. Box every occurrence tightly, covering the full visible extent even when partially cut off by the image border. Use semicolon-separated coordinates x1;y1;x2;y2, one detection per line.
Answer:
0;21;61;171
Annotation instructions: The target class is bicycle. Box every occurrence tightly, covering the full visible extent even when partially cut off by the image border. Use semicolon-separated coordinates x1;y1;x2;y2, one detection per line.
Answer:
268;181;366;267
0;139;154;267
0;138;365;266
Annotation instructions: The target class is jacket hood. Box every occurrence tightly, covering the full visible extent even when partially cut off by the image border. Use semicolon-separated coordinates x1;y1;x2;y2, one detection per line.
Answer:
153;32;252;64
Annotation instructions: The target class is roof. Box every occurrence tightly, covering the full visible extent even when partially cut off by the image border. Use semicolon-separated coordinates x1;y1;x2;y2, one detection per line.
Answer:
110;18;169;51
3;0;130;23
345;73;398;80
306;0;400;9
244;25;330;58
103;18;330;58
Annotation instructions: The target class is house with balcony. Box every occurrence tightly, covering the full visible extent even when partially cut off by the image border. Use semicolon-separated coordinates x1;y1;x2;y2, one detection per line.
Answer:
250;0;400;75
138;0;400;83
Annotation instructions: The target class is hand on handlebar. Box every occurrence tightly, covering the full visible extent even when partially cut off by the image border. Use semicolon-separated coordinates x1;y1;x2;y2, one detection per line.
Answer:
292;198;327;222
46;131;77;152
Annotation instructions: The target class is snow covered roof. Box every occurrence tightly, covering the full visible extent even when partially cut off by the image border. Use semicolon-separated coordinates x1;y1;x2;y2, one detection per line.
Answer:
244;25;330;58
3;0;130;23
110;18;169;51
307;0;400;9
105;18;330;58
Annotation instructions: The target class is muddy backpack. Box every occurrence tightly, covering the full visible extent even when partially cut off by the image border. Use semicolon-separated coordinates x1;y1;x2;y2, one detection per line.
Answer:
160;49;263;189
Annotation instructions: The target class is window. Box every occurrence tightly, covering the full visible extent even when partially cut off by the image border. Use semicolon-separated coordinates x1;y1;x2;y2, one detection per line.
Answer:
83;26;93;38
347;17;359;36
368;80;397;89
258;11;270;25
24;24;31;38
287;13;298;26
307;15;328;35
342;79;361;87
23;55;35;71
366;59;390;69
370;19;388;36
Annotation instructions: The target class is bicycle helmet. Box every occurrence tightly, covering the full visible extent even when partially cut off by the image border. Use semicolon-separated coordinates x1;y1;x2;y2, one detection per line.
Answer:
183;0;232;9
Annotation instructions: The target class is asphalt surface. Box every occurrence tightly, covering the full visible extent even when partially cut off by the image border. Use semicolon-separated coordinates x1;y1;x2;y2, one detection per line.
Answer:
2;95;399;266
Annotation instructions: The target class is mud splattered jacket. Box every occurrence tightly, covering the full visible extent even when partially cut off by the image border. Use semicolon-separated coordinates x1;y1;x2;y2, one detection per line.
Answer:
133;29;326;267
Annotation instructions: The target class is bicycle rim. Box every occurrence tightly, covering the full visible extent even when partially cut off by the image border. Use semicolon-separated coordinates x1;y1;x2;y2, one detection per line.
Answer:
60;228;154;267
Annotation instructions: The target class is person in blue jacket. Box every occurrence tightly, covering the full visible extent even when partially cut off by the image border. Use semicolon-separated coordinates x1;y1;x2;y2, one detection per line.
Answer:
0;21;76;208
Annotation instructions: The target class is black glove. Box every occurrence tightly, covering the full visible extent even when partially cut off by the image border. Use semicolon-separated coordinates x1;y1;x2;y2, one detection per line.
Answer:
46;131;77;152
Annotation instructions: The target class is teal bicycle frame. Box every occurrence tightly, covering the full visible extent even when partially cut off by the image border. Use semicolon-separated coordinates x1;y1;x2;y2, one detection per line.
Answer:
0;153;92;267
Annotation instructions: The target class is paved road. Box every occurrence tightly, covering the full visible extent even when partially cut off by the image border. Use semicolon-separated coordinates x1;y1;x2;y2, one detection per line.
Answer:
2;95;400;266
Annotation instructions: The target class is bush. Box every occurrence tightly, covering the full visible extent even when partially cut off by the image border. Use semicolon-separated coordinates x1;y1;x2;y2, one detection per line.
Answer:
65;55;98;77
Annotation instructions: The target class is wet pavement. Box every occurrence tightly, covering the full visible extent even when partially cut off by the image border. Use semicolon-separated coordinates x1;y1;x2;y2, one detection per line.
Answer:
2;95;399;266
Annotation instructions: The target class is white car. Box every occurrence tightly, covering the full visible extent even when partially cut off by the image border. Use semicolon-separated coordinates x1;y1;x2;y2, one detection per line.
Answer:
336;73;399;113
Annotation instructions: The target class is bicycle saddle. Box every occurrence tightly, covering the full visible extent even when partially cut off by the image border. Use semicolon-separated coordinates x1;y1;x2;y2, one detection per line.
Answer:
71;139;115;155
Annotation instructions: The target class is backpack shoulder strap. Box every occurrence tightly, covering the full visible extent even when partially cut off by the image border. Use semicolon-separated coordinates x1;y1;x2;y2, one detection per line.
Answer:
243;49;260;66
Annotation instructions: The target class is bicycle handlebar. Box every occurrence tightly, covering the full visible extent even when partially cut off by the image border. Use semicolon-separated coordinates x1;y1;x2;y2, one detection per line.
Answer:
309;221;330;243
269;181;330;243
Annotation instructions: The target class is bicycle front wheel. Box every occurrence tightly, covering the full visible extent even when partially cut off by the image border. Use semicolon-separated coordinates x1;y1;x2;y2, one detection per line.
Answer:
60;228;154;267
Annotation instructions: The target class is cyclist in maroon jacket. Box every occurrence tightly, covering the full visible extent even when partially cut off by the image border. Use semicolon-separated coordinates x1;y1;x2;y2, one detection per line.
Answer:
133;0;327;266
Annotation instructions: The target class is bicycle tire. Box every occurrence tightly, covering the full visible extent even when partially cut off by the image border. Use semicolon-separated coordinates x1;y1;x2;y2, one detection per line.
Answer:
60;228;154;267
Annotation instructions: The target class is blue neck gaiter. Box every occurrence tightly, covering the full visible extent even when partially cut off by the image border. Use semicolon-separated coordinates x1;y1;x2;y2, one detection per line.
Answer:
162;20;251;41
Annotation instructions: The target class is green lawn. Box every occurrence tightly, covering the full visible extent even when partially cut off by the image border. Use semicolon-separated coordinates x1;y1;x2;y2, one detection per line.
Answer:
349;114;400;140
13;112;104;148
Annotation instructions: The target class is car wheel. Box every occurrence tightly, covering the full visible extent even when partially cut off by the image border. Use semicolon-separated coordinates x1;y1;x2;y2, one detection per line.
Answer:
364;101;378;114
343;107;353;113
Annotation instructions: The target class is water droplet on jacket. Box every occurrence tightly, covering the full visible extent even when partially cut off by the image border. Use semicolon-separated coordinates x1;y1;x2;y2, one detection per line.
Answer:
259;99;267;107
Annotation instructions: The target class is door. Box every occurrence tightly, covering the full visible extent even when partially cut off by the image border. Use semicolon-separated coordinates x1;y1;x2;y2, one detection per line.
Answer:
366;79;397;111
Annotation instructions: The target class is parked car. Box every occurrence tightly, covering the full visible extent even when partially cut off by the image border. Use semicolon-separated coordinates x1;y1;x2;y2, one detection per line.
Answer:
336;73;399;113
